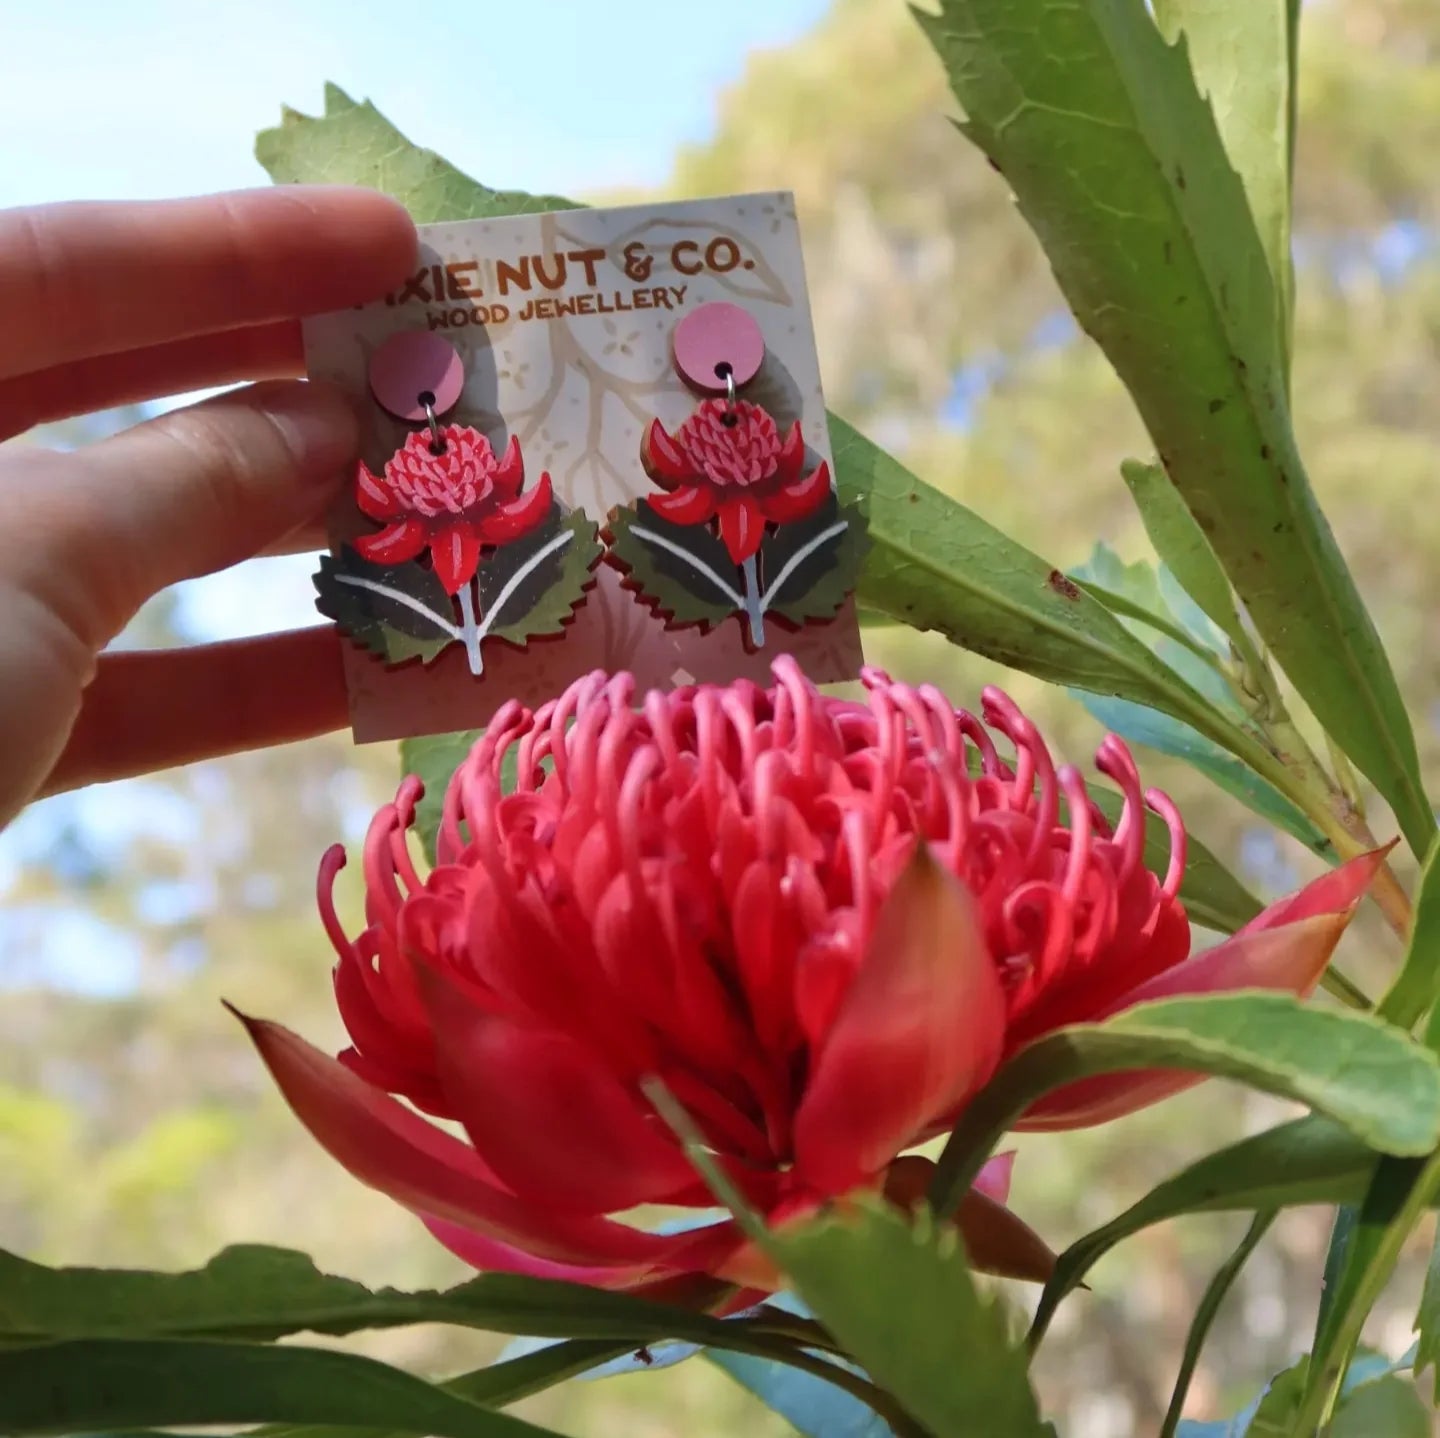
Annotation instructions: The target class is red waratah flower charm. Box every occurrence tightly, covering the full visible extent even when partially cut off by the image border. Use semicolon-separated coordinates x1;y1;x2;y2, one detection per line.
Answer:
238;660;1379;1304
641;399;832;566
355;425;553;595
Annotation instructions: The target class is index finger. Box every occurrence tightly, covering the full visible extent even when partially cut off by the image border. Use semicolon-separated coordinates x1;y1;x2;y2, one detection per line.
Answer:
0;187;417;381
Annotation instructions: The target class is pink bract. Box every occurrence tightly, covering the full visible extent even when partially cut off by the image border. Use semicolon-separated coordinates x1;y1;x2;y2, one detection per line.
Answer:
240;659;1379;1302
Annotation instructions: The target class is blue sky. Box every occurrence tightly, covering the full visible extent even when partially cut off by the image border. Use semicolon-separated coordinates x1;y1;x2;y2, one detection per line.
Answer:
2;0;831;207
0;0;834;992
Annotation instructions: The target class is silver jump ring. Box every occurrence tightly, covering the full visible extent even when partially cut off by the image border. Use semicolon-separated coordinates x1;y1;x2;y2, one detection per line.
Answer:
423;398;445;452
724;368;737;415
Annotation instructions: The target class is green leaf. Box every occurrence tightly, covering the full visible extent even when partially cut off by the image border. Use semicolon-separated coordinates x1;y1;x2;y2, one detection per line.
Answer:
399;731;525;865
764;1201;1054;1438
0;1339;563;1438
916;0;1432;857
833;416;1232;731
1305;842;1440;1427
1075;578;1221;676
0;1243;803;1358
1076;692;1331;856
1377;837;1440;1029
1160;1211;1276;1438
256;88;574;224
1030;1117;1381;1347
1416;1229;1440;1404
399;728;480;865
929;994;1440;1216
1148;3;1295;371
1296;1153;1440;1430
1176;1355;1428;1438
234;1341;641;1438
1331;1374;1431;1438
1070;542;1239;714
1120;458;1249;647
0;1243;866;1427
1237;1360;1308;1437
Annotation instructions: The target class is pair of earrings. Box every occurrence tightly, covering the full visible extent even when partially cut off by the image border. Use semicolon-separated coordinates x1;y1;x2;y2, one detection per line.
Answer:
314;304;862;677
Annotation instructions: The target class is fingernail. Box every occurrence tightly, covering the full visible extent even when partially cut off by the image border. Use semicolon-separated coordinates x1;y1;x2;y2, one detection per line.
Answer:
253;379;361;483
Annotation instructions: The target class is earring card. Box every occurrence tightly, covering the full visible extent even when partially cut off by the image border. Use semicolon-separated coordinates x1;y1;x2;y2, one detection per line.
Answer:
302;191;864;742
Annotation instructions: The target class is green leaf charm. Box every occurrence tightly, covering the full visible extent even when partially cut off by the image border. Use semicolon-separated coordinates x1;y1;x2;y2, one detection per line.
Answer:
476;506;603;648
605;491;865;647
605;499;754;632
314;549;457;666
759;494;870;627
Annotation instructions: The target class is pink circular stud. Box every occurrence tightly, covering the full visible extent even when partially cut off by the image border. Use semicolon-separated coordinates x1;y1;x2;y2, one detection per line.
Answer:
368;331;465;421
672;302;765;394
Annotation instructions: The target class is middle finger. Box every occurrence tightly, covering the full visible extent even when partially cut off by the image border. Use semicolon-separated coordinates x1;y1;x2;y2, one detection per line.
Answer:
0;320;303;441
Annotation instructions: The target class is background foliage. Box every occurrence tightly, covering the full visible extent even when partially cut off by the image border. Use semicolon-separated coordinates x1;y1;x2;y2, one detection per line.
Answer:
6;1;1440;1432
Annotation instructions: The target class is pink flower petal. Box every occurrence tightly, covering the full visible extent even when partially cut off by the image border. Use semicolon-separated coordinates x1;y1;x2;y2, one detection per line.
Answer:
717;495;766;565
647;485;717;526
429;521;482;595
1236;848;1389;937
491;434;525;501
793;844;1006;1193
418;970;698;1215
1107;907;1359;1013
424;1213;747;1294
356;462;400;521
641;418;696;487
476;474;553;545
772;420;807;486
422;1215;663;1287
762;461;832;525
353;518;427;566
974;1150;1016;1205
234;1010;684;1270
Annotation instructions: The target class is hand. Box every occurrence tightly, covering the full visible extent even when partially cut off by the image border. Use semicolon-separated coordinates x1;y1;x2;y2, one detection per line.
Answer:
0;187;417;827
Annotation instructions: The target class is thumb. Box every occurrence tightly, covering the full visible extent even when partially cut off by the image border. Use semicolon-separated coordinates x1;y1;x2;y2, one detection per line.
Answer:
3;379;358;650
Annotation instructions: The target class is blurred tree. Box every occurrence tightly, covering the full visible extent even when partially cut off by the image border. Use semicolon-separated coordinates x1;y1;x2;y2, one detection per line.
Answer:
5;2;1440;1433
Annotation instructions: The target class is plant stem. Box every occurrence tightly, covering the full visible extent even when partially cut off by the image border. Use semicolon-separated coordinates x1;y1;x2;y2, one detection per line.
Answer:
1159;1211;1275;1438
1319;967;1373;1011
1252;704;1411;938
741;555;765;648
456;581;484;676
1078;580;1235;678
1291;1153;1440;1436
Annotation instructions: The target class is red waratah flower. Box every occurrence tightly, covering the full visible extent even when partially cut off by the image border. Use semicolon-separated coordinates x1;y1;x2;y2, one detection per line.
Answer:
641;400;832;566
238;660;1379;1302
354;425;552;595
